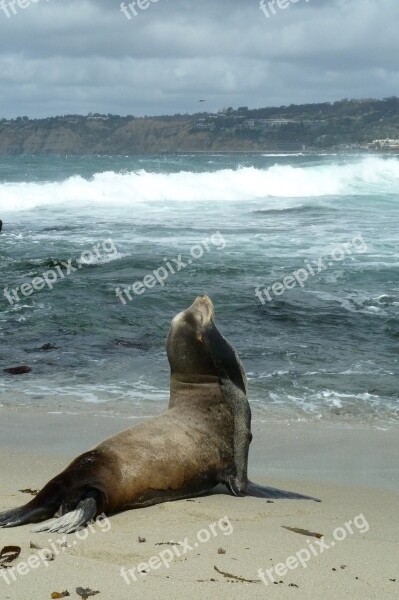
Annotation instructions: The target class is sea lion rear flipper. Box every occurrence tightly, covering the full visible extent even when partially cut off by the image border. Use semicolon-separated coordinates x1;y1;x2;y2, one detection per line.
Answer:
31;493;98;533
245;480;321;502
0;481;63;528
0;455;103;532
0;505;54;528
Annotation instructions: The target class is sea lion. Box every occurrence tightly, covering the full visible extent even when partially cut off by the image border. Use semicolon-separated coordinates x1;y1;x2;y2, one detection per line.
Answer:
0;296;318;534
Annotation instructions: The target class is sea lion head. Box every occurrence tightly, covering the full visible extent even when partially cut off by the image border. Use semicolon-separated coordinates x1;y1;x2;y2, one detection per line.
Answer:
167;296;247;393
167;295;217;378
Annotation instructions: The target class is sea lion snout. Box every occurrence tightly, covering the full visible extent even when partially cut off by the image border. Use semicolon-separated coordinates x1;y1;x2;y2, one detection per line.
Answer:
188;295;214;326
170;296;214;332
190;294;213;310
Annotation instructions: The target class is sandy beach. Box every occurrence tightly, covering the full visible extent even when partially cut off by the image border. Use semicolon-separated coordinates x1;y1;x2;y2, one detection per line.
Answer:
0;407;397;600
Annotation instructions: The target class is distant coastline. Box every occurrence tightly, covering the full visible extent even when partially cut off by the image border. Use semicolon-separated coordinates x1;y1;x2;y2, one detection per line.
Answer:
0;97;398;156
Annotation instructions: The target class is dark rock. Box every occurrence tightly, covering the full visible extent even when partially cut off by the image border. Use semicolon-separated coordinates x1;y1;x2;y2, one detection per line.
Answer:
38;343;58;352
4;366;32;375
25;343;58;353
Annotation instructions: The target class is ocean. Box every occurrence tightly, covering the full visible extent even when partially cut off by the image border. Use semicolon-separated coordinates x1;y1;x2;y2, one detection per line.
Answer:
0;153;398;426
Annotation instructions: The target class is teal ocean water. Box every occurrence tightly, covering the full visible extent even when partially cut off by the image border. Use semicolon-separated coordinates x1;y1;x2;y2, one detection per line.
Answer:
0;153;398;426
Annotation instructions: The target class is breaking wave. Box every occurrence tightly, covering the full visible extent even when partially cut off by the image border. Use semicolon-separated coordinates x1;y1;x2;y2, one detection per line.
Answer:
1;156;398;212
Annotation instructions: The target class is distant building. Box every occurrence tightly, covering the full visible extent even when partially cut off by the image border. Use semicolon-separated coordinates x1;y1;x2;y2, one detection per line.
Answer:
194;120;215;131
368;138;399;150
244;118;296;129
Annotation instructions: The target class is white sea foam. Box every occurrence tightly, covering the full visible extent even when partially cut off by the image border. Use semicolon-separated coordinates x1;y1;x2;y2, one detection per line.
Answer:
1;157;398;213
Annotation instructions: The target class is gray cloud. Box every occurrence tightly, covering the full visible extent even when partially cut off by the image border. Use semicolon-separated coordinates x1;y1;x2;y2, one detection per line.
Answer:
0;0;398;117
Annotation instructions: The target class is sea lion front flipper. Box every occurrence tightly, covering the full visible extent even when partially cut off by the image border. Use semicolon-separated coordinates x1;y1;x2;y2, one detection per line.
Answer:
224;475;246;497
205;324;252;494
245;480;321;502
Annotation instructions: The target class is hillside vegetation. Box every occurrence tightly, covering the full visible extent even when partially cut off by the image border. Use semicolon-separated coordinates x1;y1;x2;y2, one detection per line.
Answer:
0;98;398;155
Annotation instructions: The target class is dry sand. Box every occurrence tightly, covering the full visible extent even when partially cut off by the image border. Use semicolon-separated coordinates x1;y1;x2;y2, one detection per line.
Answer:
0;407;398;599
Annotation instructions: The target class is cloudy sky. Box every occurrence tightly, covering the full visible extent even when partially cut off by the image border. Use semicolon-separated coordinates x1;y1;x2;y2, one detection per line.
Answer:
0;0;398;118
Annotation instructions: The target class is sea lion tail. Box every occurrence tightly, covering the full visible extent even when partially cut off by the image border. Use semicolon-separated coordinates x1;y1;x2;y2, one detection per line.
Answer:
245;480;321;502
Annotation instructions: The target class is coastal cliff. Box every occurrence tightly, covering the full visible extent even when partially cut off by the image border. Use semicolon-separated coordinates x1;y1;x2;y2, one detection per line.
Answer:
1;97;398;155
